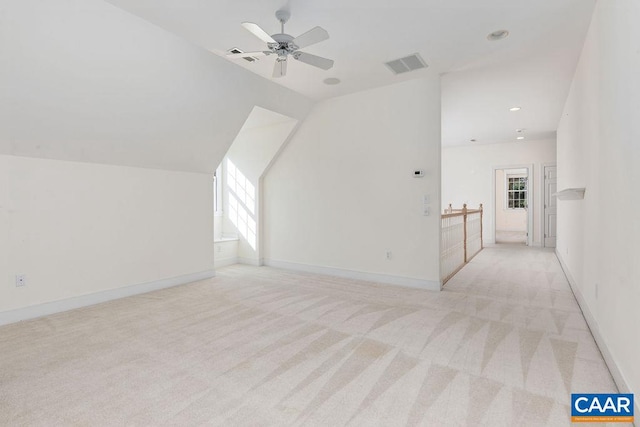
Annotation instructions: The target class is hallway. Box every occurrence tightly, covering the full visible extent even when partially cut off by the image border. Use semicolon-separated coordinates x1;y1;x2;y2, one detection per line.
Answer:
444;245;620;422
0;246;620;426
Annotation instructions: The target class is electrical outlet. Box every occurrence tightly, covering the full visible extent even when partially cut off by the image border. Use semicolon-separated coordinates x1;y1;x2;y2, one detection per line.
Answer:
386;251;392;260
15;274;26;287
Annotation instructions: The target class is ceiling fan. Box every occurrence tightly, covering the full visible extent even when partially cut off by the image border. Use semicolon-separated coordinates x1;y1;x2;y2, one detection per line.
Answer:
227;9;334;78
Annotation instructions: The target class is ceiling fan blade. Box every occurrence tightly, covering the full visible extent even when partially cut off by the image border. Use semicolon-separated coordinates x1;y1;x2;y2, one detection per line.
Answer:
273;60;287;78
241;22;276;44
293;52;334;70
292;26;329;49
226;51;271;59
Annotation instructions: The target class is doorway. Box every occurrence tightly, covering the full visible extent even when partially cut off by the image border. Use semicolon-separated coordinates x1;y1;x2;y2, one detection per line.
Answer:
493;166;532;245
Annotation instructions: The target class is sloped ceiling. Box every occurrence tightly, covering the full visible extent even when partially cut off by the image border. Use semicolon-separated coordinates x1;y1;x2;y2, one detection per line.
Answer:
0;0;313;173
105;0;596;146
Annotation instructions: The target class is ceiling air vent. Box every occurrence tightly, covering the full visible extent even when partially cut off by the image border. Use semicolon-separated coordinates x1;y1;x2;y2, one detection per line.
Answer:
228;47;259;63
384;53;428;75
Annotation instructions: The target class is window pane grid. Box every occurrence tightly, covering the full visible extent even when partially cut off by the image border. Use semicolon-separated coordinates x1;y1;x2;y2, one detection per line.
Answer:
507;177;527;209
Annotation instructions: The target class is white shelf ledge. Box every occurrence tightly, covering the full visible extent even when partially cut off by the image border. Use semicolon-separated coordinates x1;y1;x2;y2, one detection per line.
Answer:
553;188;586;200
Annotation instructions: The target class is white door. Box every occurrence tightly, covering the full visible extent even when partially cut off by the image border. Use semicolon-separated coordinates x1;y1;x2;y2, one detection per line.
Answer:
544;166;557;247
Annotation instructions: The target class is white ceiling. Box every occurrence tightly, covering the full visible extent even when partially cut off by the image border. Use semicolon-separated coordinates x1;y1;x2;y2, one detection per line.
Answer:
104;0;596;147
241;106;297;131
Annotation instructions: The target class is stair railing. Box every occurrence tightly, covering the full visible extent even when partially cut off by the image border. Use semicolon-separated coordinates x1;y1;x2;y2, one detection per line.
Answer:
440;203;483;284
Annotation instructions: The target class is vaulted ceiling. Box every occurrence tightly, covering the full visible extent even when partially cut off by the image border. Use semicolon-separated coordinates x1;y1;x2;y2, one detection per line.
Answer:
105;0;596;146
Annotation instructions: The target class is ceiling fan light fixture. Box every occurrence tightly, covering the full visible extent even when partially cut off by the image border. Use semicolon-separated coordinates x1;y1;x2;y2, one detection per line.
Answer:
487;30;510;41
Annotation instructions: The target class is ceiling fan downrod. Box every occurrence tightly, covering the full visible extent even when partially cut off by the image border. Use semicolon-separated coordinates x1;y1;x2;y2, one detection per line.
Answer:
275;9;290;34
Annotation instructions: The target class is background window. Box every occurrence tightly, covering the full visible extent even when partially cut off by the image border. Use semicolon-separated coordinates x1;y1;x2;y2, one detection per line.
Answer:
507;176;527;209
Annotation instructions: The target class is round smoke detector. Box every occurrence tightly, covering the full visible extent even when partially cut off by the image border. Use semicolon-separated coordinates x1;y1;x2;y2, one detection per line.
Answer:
487;30;509;41
323;77;341;85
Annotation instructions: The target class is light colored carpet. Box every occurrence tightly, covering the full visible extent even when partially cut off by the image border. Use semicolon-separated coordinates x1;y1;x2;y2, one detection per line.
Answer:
0;246;622;426
495;230;527;244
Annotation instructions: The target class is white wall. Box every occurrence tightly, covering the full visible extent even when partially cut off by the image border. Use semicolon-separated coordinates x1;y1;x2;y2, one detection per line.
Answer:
0;0;312;173
556;0;640;408
442;139;556;245
0;0;313;322
213;239;239;269
0;155;213;316
495;169;527;232
213;215;223;241
263;77;442;289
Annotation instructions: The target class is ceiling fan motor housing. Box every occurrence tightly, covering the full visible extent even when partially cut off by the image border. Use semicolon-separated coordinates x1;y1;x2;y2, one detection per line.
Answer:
269;33;298;58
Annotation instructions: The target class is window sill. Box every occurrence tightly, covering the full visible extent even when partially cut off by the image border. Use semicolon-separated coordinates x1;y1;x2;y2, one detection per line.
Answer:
214;236;239;243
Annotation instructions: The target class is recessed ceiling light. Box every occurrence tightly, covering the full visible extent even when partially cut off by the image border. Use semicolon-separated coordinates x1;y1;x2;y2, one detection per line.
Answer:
487;30;510;41
517;136;525;140
509;106;521;112
323;77;341;85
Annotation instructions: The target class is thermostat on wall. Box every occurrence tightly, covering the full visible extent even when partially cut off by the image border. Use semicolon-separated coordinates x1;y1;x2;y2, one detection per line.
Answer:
413;170;424;177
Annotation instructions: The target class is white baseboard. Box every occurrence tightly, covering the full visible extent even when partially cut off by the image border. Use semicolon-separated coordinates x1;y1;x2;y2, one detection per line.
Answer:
214;257;263;268
0;269;215;326
238;257;263;267
214;257;239;268
556;251;638;418
264;259;441;291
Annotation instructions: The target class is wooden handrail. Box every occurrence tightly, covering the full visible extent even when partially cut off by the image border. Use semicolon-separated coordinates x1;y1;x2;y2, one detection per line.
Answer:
441;203;482;217
441;209;481;218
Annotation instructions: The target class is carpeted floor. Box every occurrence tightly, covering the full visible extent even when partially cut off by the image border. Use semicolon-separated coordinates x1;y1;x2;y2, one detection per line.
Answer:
495;230;527;244
0;246;622;426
